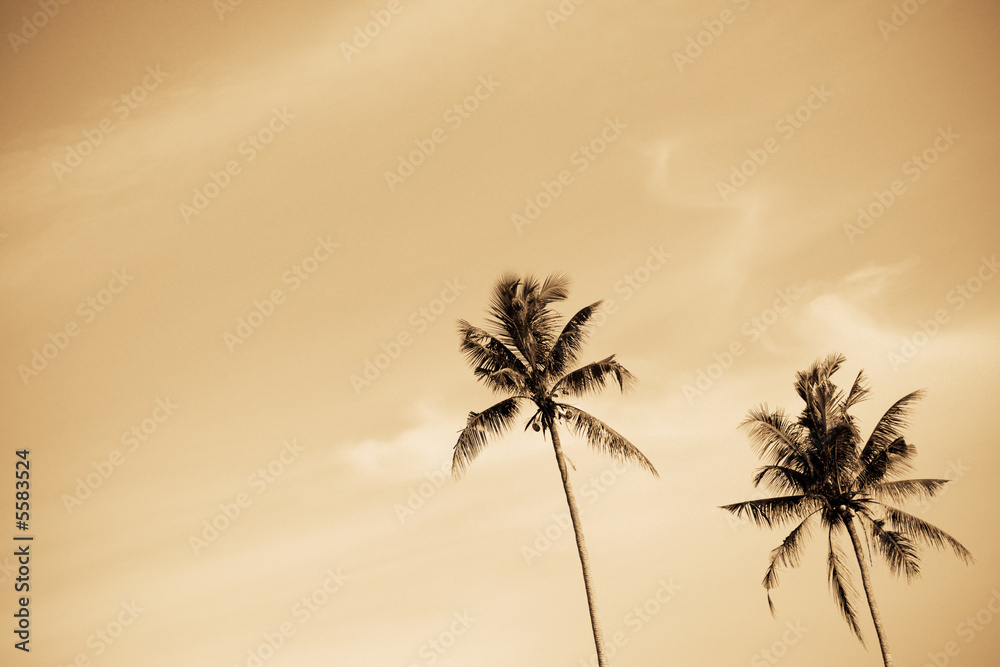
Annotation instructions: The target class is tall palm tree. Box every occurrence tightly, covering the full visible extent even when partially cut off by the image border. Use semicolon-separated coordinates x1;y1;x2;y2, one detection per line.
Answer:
452;273;657;667
720;353;973;667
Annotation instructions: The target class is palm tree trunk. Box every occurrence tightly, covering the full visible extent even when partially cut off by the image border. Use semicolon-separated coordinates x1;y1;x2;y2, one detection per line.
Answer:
549;422;607;666
843;511;893;667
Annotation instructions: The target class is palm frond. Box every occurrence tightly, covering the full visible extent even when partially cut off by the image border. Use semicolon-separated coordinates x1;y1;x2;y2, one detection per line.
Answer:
762;512;819;615
751;465;810;495
554;355;637;397
859;390;925;469
719;495;821;529
856;437;914;489
842;370;871;413
549;301;601;376
827;421;861;490
457;321;528;393
868;478;950;506
485;274;559;370
827;529;865;643
562;408;657;476
883;506;974;564
794;352;846;408
795;352;847;422
538;273;571;304
867;518;921;580
452;397;523;477
739;406;810;468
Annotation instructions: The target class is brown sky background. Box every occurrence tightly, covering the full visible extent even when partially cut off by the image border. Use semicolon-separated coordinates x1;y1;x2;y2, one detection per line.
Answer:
1;0;999;665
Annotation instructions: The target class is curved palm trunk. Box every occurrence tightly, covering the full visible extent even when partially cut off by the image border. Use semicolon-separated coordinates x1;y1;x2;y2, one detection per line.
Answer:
549;422;607;667
843;512;893;667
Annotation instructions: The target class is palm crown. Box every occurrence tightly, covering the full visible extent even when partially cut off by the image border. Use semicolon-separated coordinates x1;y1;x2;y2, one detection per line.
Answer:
452;273;656;477
721;353;973;643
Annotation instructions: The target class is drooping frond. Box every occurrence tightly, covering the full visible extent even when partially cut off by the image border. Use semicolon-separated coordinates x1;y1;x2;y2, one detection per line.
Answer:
457;321;528;394
549;301;601;376
719;495;821;529
859;390;925;471
554;355;637;398
562;407;657;476
452;397;523;478
867;478;950;506
827;529;865;643
739;406;810;468
752;465;810;495
762;512;820;615
867;518;921;580
882;506;975;564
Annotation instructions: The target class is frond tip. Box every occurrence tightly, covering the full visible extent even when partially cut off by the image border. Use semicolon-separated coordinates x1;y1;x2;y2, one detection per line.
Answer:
563;408;658;477
762;513;819;615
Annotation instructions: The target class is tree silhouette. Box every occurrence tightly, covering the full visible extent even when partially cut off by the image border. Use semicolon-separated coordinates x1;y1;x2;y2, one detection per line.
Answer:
452;273;657;667
721;353;973;666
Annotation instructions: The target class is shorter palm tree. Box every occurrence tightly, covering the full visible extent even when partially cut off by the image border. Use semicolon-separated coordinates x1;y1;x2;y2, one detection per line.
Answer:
720;353;973;667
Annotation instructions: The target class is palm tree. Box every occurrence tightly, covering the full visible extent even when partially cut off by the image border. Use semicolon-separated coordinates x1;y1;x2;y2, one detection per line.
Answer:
452;273;657;667
720;353;973;667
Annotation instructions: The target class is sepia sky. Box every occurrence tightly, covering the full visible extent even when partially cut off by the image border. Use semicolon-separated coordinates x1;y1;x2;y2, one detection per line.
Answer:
1;0;999;665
